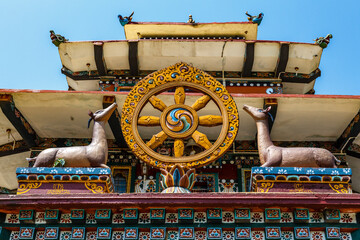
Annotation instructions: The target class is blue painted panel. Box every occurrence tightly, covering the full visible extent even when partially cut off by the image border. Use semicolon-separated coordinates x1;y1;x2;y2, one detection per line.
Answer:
251;167;351;176
16;167;111;175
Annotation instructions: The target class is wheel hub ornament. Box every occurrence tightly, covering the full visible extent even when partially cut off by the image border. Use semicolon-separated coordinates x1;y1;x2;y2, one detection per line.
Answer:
121;62;239;169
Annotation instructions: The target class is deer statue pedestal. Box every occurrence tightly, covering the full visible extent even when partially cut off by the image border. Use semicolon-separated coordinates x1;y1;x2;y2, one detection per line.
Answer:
250;167;352;194
16;167;114;195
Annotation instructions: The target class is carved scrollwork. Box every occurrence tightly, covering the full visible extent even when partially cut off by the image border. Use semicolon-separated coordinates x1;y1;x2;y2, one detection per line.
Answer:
329;183;350;194
84;182;105;194
257;182;274;193
17;183;42;195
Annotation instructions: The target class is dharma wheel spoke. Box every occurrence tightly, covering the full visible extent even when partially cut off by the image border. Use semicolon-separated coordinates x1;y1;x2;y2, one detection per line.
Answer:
192;130;212;150
174;139;184;157
191;95;211;111
174;87;186;104
138;116;160;126
146;131;168;149
149;96;167;112
199;115;223;126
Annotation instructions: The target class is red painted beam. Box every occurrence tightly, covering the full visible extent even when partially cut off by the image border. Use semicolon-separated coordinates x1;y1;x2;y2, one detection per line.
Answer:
1;193;360;211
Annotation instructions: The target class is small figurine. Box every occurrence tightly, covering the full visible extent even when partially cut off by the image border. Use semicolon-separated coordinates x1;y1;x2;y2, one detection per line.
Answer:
49;30;68;47
188;14;195;23
118;11;134;26
245;11;264;25
314;34;333;49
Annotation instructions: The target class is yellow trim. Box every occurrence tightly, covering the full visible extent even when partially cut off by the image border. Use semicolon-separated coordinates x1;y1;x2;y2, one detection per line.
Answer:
17;182;42;195
328;183;351;194
255;180;350;184
84;182;106;194
17;179;113;194
18;179;109;183
111;166;132;193
253;180;350;193
124;23;258;40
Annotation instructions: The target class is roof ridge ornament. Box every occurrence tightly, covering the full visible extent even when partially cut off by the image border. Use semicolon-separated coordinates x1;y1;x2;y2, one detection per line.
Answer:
49;30;68;47
187;15;195;24
314;34;333;49
245;11;264;26
118;11;134;26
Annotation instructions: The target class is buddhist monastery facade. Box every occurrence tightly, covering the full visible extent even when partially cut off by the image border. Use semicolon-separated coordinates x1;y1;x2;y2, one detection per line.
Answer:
0;19;359;240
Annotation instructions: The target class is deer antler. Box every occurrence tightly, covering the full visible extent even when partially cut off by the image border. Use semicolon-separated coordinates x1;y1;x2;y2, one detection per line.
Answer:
88;111;95;128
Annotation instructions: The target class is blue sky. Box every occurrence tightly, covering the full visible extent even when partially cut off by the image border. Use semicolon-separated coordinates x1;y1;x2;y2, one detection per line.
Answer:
0;0;359;95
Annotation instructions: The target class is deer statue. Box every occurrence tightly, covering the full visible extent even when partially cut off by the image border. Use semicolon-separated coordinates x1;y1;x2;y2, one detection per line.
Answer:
27;102;118;168
243;104;340;168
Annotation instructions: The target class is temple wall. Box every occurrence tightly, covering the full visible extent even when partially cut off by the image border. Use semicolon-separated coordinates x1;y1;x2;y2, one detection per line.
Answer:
346;155;360;192
0;151;29;190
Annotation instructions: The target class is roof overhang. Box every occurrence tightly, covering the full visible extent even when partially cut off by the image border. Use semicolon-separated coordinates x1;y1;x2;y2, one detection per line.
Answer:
0;90;359;190
0;90;358;145
58;40;323;93
59;40;321;74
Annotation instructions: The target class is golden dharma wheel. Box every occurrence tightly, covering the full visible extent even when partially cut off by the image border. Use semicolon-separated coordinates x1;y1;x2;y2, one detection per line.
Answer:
121;63;239;169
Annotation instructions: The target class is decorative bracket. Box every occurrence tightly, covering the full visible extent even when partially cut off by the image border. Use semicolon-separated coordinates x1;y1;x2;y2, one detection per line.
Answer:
241;41;255;77
0;94;39;148
336;110;360;151
94;42;107;76
263;98;278;133
102;96;127;148
275;43;289;77
128;40;139;76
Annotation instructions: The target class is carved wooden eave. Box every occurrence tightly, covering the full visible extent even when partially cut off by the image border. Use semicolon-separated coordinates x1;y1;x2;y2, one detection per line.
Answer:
58;39;323;94
0;90;358;146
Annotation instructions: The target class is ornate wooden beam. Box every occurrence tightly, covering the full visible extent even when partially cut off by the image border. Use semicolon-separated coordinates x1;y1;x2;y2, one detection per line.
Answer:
275;43;289;77
102;96;127;148
0;140;29;157
62;66;321;83
335;110;360;150
263;98;278;133
347;149;360;159
1;192;360;209
94;42;107;76
241;41;255;77
128;40;139;76
346;143;360;159
281;69;321;83
0;95;39;148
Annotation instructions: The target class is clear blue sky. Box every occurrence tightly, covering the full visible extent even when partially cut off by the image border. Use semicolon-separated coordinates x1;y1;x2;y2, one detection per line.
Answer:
0;0;359;95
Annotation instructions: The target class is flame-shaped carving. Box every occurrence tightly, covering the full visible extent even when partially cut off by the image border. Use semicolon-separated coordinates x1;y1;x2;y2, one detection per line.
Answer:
160;164;197;193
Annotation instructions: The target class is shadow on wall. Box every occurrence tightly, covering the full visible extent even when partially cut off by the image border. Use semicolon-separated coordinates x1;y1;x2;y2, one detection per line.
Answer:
346;155;360;193
0;151;29;190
